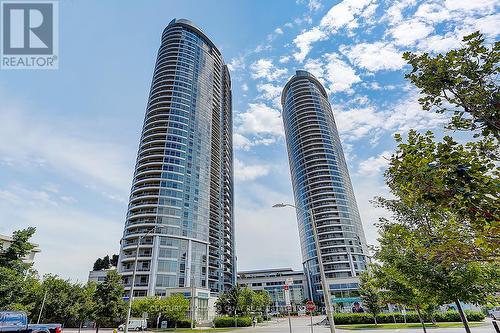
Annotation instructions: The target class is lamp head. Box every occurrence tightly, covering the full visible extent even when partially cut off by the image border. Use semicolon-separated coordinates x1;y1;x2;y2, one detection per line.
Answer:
272;203;287;208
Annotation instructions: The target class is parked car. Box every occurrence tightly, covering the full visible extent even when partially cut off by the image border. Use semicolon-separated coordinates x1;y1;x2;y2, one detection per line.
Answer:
0;311;62;333
118;319;147;331
490;307;500;320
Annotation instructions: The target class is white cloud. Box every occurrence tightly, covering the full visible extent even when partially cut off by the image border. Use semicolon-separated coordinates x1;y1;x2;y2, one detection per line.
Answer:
383;92;448;132
233;133;253;151
256;83;282;108
319;0;373;32
335;106;384;141
358;151;392;175
305;53;361;93
307;0;322;12
324;53;361;92
0;106;132;194
333;91;449;142
304;58;325;80
250;59;288;81
279;55;291;64
274;27;284;35
292;0;375;62
0;185;123;281
241;83;249;92
467;13;500;38
234;159;271;182
414;2;451;23
417;32;461;53
384;0;418;26
292;27;327;62
236;103;284;137
444;0;498;12
341;42;406;71
227;55;246;72
389;19;434;46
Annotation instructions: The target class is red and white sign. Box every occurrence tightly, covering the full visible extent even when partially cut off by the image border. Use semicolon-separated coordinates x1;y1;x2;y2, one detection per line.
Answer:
306;300;316;312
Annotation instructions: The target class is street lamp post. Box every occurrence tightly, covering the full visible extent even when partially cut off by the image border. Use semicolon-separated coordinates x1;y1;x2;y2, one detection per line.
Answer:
273;203;336;333
124;227;158;333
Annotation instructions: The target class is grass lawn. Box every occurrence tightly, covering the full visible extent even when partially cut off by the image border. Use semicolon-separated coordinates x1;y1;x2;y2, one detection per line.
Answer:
336;322;485;330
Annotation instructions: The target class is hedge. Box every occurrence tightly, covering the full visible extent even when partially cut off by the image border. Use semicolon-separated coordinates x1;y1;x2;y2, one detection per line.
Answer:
164;319;196;328
213;316;252;327
331;311;485;325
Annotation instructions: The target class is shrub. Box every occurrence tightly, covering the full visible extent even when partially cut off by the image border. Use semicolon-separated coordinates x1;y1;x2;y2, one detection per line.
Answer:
165;319;194;328
330;311;485;325
434;311;485;322
213;316;252;327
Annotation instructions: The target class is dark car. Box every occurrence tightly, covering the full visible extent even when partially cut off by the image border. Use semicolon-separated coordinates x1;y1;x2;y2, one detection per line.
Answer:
0;311;62;333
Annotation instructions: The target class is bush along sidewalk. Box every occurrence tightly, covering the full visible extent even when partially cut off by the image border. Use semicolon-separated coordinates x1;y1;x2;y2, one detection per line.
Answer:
332;311;485;325
213;316;252;327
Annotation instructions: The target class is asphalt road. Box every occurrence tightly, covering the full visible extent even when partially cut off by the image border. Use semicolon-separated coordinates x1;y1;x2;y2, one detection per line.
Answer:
61;316;495;333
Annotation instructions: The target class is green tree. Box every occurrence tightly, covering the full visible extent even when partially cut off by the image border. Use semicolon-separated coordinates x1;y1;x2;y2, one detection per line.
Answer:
238;287;254;315
0;228;41;313
403;31;499;139
32;275;83;325
384;131;499;260
162;294;189;328
92;270;126;332
71;282;97;332
215;286;240;316
131;297;166;328
373;207;500;333
0;227;36;272
252;290;272;315
358;272;382;325
371;251;439;333
373;32;500;333
110;254;119;267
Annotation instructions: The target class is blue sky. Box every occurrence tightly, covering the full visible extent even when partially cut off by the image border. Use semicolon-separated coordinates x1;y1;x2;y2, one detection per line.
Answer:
0;0;498;281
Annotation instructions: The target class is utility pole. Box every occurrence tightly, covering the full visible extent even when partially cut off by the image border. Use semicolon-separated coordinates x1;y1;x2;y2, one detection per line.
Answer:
37;289;48;324
273;203;336;333
309;207;336;333
190;274;196;329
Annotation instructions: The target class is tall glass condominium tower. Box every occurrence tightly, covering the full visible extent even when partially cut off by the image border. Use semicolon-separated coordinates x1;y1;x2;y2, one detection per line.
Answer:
281;70;368;307
118;19;235;296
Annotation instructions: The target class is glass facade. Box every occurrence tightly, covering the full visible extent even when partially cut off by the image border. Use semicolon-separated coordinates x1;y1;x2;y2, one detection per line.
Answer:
281;70;368;306
119;19;235;296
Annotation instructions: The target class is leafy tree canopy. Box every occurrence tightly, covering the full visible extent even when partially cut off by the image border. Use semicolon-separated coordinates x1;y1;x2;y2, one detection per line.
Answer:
403;31;499;139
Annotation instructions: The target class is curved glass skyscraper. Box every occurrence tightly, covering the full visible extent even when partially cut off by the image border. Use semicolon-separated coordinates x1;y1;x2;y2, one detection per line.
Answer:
118;19;235;296
281;70;368;307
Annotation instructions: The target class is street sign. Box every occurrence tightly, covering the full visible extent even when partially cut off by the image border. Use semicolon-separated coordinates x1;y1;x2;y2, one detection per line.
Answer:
122;296;130;302
306;300;316;312
284;285;291;307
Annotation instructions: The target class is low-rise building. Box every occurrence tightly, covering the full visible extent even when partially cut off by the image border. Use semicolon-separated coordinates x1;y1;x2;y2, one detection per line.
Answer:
237;268;307;312
0;234;40;264
88;269;113;283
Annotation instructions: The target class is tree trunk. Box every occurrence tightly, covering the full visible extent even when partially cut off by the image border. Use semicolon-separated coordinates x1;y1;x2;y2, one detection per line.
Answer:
455;299;471;333
416;306;427;333
95;324;99;333
78;322;82;333
374;314;378;325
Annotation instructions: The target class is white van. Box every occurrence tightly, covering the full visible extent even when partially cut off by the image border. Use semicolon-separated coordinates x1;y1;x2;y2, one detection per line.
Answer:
490;307;500;320
118;319;147;331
